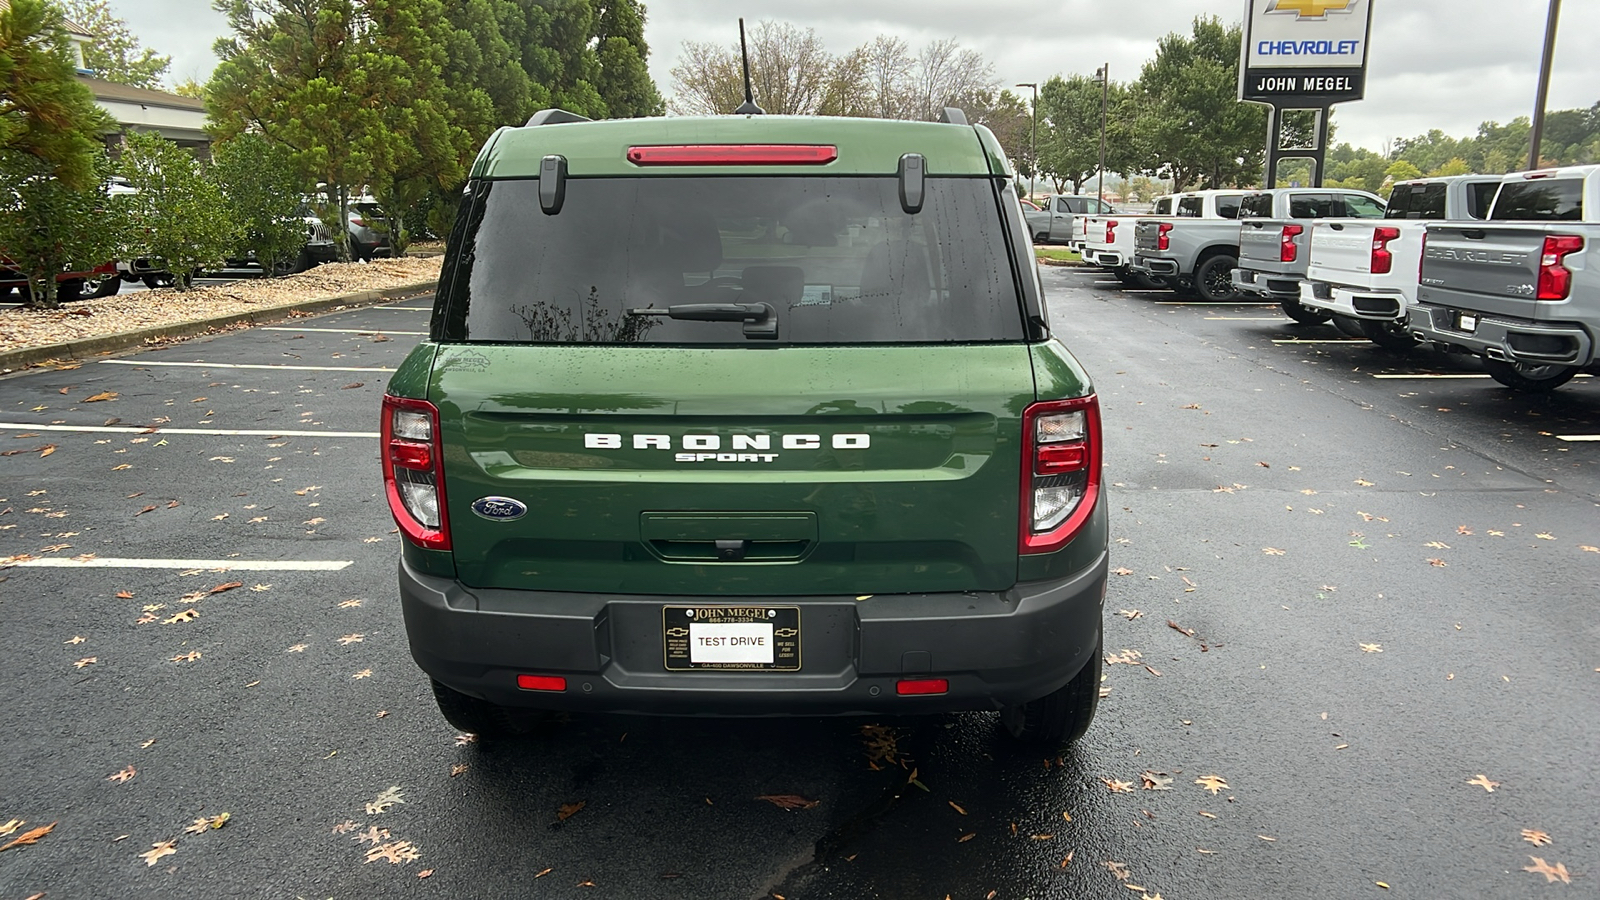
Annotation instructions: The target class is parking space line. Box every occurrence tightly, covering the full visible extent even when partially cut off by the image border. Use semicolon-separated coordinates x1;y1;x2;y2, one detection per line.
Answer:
0;423;378;437
1206;316;1292;321
9;557;353;571
1155;301;1278;306
261;327;427;335
1370;373;1593;380
99;360;396;373
1271;339;1367;344
373;305;431;310
1556;435;1600;442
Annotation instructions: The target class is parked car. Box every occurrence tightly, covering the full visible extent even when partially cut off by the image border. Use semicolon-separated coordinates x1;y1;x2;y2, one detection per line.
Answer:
1297;175;1501;350
1079;194;1180;288
1226;188;1388;318
1026;194;1117;245
347;200;394;261
1410;165;1600;392
385;107;1108;749
1130;191;1256;301
0;259;121;302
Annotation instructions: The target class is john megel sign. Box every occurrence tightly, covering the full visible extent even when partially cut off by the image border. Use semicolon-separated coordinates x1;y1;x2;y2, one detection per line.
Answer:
1238;0;1375;106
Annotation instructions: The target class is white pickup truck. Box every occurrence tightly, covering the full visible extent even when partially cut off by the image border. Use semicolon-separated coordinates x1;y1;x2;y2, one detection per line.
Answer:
1297;175;1502;350
1079;194;1178;288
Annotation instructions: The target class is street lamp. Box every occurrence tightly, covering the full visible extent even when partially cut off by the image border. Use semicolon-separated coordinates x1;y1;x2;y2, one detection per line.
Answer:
1528;0;1562;170
1094;64;1109;208
1016;82;1037;202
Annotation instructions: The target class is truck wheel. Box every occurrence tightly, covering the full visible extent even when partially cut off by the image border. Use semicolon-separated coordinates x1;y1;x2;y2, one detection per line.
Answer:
90;274;122;298
1132;272;1170;290
430;679;546;739
142;272;176;289
1481;359;1579;393
1193;255;1239;302
1331;315;1365;338
1000;635;1101;749
1279;298;1331;325
1359;318;1417;353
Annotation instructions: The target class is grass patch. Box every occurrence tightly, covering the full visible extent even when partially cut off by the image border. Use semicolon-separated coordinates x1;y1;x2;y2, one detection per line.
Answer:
1034;247;1082;263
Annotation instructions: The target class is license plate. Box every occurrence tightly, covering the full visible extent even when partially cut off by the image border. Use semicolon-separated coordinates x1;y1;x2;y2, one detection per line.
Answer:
663;606;800;671
1457;312;1478;333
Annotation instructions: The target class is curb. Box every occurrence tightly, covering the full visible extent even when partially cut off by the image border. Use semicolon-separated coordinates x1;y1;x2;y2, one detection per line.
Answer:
0;279;438;374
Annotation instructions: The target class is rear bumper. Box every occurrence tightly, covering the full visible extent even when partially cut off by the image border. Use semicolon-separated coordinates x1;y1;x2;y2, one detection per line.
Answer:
1132;254;1179;276
1232;267;1301;299
1089;249;1125;268
399;554;1107;716
1298;282;1406;320
1409;303;1596;366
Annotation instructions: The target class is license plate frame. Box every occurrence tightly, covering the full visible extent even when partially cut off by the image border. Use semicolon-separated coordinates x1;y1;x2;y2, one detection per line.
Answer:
663;605;801;671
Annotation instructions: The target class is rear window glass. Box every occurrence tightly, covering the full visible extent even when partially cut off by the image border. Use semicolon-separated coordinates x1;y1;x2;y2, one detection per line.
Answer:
437;176;1026;345
1491;178;1584;221
1288;193;1337;218
1176;196;1203;217
1153;197;1172;215
1216;194;1242;219
1467;182;1498;219
1340;194;1386;218
1385;183;1446;219
1239;193;1274;218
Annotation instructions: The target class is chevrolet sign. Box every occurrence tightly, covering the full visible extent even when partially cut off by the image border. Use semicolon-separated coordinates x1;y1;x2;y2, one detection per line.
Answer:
1240;0;1374;105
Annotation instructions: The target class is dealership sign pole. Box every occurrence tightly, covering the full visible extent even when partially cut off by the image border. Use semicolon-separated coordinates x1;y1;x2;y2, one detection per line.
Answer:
1239;0;1375;188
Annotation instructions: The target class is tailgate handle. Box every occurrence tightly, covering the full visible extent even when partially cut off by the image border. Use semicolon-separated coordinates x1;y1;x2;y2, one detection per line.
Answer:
1328;222;1344;231
1461;229;1487;239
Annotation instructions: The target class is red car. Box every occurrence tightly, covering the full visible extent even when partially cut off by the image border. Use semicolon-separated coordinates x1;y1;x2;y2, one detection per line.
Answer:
0;259;121;302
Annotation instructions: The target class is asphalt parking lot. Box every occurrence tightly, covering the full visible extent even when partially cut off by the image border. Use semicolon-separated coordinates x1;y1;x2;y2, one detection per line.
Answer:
0;269;1595;898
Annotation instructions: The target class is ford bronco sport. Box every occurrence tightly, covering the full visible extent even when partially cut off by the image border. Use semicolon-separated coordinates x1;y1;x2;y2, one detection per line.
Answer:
383;108;1109;748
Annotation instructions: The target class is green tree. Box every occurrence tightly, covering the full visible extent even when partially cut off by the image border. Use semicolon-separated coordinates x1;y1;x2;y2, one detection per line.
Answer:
1133;16;1266;190
1429;157;1473;177
59;0;170;88
0;0;114;189
1383;159;1424;188
593;0;662;118
0;152;122;308
118;131;238;290
1037;74;1107;194
211;132;307;274
1324;143;1389;192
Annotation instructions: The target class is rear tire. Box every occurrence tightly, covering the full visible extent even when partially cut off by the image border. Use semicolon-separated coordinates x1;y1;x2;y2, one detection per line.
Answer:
142;272;176;289
1000;635;1102;749
1132;271;1170;290
1331;315;1365;338
430;679;544;739
1359;318;1417;353
54;279;88;302
1481;358;1579;393
90;274;121;298
1193;255;1239;302
1280;298;1331;325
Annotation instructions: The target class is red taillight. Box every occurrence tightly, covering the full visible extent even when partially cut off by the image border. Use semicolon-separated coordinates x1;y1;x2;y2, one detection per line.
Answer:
1419;231;1428;281
1280;224;1304;263
896;678;949;696
1157;222;1173;251
1537;234;1584;300
626;144;838;166
1370;226;1401;275
381;394;450;550
1105;220;1118;243
517;674;567;692
1020;396;1101;555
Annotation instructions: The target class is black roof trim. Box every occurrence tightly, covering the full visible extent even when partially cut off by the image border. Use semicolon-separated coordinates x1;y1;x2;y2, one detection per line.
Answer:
939;107;969;125
525;108;593;127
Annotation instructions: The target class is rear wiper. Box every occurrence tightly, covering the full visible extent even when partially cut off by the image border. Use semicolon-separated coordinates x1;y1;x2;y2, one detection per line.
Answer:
626;302;778;339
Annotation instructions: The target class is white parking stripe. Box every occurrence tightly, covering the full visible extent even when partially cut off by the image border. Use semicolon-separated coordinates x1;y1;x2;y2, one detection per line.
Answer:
1271;339;1367;344
8;557;353;571
1370;373;1593;380
0;423;378;438
1206;316;1292;321
260;327;427;335
1556;435;1600;442
1155;301;1277;306
373;305;431;310
99;360;396;373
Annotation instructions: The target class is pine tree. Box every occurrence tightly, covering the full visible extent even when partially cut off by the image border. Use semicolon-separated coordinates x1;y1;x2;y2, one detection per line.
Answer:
0;0;113;189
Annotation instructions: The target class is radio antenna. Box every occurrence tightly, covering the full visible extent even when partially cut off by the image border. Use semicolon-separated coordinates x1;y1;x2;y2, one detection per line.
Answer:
734;18;764;115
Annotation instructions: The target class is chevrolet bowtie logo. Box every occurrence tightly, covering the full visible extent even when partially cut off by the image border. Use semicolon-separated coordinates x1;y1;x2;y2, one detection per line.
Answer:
1267;0;1355;18
774;628;798;638
666;627;689;637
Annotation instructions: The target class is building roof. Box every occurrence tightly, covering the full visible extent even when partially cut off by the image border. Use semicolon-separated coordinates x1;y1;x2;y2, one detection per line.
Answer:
0;1;96;37
77;75;205;113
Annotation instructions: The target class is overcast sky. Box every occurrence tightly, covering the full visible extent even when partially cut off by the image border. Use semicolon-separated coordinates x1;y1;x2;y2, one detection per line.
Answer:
118;0;1598;153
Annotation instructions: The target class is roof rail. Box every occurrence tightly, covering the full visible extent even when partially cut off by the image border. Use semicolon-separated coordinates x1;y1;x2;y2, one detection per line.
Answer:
525;108;592;127
939;107;969;125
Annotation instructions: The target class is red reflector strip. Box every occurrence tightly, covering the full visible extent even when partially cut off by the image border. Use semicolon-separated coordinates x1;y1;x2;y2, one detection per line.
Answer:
389;441;432;470
516;674;567;692
1035;443;1087;474
627;144;838;166
896;678;949;696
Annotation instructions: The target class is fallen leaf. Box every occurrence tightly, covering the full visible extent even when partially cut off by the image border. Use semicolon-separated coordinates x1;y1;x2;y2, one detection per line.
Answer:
184;813;230;834
73;656;97;668
163;609;199;624
339;598;363;608
353;825;390;845
450;764;469;777
1197;810;1218;819
365;840;420;864
1166;621;1195;638
1457;526;1474;535
1105;860;1131;880
342;382;365;389
110;464;131;471
957;832;975;843
1468;774;1500;793
1580;545;1599;553
338;633;364;645
1112;567;1135;576
1140;771;1173;791
107;765;137;783
1118;609;1143;620
1195;775;1228;795
1102;778;1135;793
1521;829;1552;847
365;785;405;815
1428;558;1448;567
454;733;477;746
210;581;243;594
418;869;434;878
1425;541;1450;550
0;820;22;837
140;840;177;866
169;651;202;663
948;801;967;815
557;801;587;821
1360;643;1383;653
83;391;118;403
1354;478;1374;486
1523;856;1571;884
1535;533;1555;541
352;669;373;679
0;822;56;852
1262;547;1285;556
756;794;819;810
535;867;552;878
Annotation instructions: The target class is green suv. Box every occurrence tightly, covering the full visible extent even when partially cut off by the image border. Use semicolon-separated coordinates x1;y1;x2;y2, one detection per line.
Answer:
382;108;1108;747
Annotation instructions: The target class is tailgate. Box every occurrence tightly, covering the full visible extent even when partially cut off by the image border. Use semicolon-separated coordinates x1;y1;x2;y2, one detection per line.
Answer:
432;344;1032;596
1306;220;1380;285
1134;220;1167;253
1419;225;1585;319
1238;219;1288;269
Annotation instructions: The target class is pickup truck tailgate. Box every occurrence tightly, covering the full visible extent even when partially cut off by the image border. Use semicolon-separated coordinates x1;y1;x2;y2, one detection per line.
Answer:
1418;225;1589;321
1239;219;1306;275
1306;220;1382;283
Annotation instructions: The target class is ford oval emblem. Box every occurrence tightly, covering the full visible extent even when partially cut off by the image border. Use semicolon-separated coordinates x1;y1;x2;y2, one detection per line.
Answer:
471;496;527;521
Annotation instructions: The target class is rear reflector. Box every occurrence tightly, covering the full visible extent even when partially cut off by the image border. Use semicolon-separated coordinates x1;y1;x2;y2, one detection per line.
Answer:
627;145;838;166
516;674;567;692
896;678;949;696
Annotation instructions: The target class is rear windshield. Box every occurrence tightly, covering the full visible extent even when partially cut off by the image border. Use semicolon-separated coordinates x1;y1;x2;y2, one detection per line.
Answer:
1216;194;1242;219
1467;182;1497;219
1491;178;1584;221
1239;193;1274;218
436;176;1025;345
1385;183;1446;219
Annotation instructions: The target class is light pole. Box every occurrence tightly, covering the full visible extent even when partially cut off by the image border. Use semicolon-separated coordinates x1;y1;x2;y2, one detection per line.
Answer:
1094;64;1109;207
1016;83;1037;202
1528;0;1562;170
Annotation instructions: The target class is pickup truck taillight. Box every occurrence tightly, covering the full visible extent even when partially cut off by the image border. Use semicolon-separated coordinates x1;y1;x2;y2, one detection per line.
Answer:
1537;235;1584;300
1370;226;1401;275
382;395;451;550
1020;396;1101;555
1105;220;1117;244
1157;223;1173;251
1280;225;1304;263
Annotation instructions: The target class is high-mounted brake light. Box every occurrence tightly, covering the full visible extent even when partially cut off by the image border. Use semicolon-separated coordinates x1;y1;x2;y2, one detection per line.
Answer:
381;395;450;550
1105;220;1118;244
1157;222;1173;251
1020;396;1101;555
1280;224;1304;263
1370;226;1401;275
626;145;838;166
1523;170;1558;180
1537;234;1584;300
